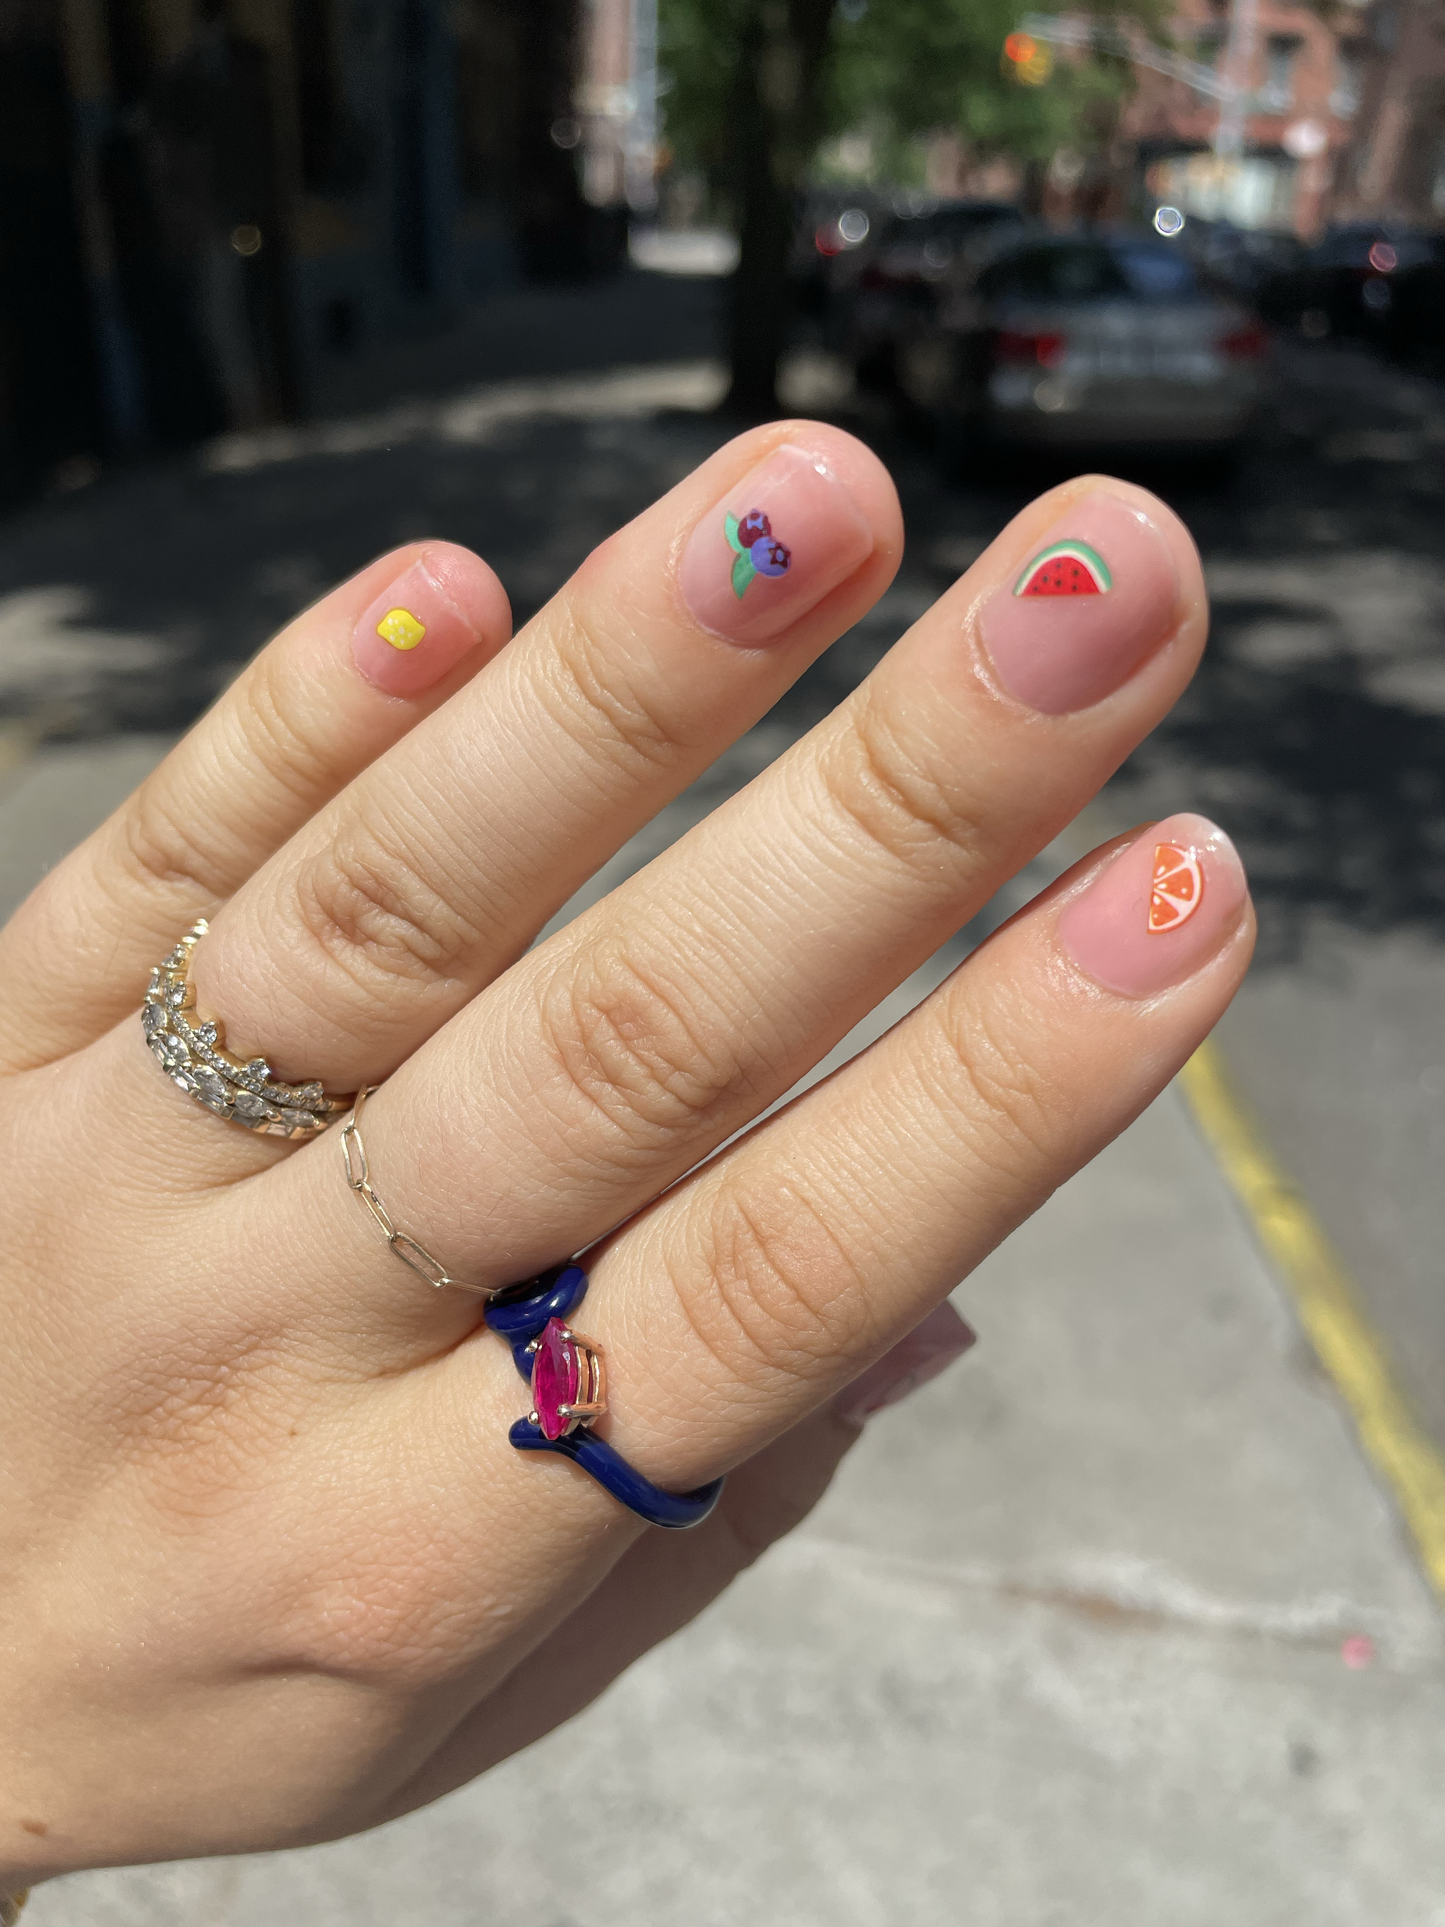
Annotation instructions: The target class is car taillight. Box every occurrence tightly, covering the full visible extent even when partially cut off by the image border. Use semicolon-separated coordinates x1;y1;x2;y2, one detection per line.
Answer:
1219;323;1268;359
814;223;843;258
995;329;1068;368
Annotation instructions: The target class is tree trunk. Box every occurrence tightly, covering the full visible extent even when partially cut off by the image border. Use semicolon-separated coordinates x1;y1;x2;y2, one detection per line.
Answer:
723;0;835;416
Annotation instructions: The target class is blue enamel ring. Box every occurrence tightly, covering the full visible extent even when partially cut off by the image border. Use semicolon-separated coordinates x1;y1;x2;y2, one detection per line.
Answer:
484;1266;724;1531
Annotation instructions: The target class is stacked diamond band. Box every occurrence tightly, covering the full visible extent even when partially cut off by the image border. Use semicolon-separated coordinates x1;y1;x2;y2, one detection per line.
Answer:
142;919;351;1140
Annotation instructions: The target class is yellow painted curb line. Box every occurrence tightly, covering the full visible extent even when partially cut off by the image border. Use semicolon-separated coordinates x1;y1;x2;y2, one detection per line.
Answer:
1179;1037;1445;1602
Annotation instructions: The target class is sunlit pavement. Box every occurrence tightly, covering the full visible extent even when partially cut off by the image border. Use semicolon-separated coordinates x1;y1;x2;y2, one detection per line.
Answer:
5;278;1444;1923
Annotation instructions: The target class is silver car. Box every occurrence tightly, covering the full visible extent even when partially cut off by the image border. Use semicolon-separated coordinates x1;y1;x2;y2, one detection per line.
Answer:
897;231;1266;459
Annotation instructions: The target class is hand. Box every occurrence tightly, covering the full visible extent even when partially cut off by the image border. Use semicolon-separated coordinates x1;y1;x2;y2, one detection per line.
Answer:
0;425;1251;1886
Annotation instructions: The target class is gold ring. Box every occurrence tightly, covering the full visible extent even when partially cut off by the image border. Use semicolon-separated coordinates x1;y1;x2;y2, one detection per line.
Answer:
141;920;352;1140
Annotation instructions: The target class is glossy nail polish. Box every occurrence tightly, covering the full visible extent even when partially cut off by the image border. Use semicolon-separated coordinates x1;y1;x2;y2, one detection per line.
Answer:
978;492;1180;713
677;443;874;647
832;1302;977;1427
353;557;485;697
1058;812;1247;997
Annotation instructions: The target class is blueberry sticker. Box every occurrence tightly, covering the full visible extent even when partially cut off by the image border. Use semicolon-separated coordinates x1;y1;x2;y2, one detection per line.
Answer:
725;509;792;599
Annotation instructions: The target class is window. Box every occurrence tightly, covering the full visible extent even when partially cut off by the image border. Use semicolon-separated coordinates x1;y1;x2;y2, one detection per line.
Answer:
1111;244;1200;300
1331;43;1364;118
1260;36;1301;111
978;245;1128;301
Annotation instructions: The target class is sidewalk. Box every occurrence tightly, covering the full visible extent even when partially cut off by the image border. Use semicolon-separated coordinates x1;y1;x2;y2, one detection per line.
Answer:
7;736;1445;1927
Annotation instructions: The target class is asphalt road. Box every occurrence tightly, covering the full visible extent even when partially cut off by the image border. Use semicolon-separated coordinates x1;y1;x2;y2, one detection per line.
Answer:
1;267;1442;1459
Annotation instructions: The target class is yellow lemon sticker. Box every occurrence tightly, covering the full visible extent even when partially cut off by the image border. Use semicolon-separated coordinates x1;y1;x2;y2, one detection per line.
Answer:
377;607;426;651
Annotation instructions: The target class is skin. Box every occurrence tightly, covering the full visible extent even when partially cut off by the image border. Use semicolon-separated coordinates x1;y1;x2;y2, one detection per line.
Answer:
0;422;1253;1888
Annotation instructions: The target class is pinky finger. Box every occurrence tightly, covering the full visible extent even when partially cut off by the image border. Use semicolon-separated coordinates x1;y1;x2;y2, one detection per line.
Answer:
0;542;510;1071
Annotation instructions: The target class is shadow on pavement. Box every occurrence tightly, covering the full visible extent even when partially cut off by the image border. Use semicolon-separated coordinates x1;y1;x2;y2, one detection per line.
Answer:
2;310;1444;967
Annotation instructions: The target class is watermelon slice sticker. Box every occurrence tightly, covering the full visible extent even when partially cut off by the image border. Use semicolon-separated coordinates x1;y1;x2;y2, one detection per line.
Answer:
1013;540;1112;598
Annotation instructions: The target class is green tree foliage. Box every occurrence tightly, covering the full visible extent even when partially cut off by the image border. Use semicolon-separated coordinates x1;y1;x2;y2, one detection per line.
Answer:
825;0;1162;168
657;0;1167;408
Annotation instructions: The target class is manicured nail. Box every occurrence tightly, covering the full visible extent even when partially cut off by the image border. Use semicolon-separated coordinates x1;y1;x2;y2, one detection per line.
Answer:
677;443;874;647
978;491;1179;713
832;1302;977;1428
353;557;485;697
1058;812;1247;997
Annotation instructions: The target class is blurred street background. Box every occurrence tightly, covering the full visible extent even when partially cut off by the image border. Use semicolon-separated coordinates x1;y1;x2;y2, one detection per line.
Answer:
4;0;1445;1920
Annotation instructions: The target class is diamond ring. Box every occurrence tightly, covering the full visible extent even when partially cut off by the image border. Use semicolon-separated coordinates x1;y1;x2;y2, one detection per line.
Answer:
141;920;352;1140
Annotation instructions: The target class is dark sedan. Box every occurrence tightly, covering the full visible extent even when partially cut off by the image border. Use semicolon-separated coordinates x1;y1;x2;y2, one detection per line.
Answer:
1257;223;1445;342
827;199;1024;388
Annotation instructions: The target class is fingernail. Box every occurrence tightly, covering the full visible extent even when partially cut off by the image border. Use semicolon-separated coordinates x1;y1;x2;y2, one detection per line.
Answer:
677;443;874;647
353;557;485;696
1058;811;1247;997
832;1302;977;1428
977;491;1179;713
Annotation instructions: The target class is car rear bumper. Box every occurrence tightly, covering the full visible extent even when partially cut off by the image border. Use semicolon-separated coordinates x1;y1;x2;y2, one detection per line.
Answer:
982;372;1258;447
984;407;1254;447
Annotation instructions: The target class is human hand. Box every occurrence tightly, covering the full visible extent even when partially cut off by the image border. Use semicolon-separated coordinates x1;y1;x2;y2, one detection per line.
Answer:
0;425;1250;1887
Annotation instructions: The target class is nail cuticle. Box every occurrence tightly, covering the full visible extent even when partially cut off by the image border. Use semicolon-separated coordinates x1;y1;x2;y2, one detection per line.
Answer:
1057;813;1248;998
977;493;1179;715
676;444;874;649
352;559;485;697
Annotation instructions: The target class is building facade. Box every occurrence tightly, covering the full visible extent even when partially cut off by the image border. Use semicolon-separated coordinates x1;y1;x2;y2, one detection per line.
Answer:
1119;0;1445;235
0;0;637;498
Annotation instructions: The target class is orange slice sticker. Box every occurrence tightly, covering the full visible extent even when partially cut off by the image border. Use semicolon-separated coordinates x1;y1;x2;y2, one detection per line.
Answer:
1148;842;1203;933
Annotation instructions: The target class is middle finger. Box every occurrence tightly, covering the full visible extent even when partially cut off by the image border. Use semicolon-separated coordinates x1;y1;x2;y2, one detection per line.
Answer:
275;473;1204;1344
187;424;898;1091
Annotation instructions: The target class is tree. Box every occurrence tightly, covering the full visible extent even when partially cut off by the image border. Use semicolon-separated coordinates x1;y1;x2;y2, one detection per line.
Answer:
661;0;836;414
660;0;1165;413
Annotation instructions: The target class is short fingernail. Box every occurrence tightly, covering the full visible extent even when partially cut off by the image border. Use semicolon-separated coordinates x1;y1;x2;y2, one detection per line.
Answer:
677;442;874;647
1058;811;1248;997
978;491;1179;713
832;1302;977;1428
353;556;486;696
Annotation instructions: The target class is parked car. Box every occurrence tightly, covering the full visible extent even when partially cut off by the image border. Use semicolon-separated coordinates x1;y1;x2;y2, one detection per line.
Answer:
1381;251;1445;367
895;230;1267;464
1257;223;1445;341
788;188;888;317
826;199;1025;387
1184;221;1308;302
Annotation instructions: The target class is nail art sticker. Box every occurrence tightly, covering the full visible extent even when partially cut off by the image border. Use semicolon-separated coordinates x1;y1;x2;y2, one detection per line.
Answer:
725;508;792;599
376;607;427;651
1148;841;1203;932
1013;539;1113;598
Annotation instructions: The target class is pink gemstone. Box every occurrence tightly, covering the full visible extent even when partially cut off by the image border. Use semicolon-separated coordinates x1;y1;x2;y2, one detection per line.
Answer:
532;1318;580;1440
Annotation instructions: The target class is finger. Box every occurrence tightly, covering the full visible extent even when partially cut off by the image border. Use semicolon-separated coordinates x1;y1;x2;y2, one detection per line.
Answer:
0;543;511;1072
267;476;1206;1340
373;1305;971;1826
373;1402;868;1819
185;425;901;1091
578;812;1254;1493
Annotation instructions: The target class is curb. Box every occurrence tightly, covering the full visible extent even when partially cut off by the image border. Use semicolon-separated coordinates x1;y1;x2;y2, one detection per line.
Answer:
1180;1037;1445;1605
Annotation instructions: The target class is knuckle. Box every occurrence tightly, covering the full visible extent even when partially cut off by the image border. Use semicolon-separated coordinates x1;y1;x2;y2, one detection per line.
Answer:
117;775;236;904
679;1178;873;1389
293;814;485;995
230;650;328;806
820;689;986;875
540;940;757;1153
931;994;1061;1177
545;600;692;774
